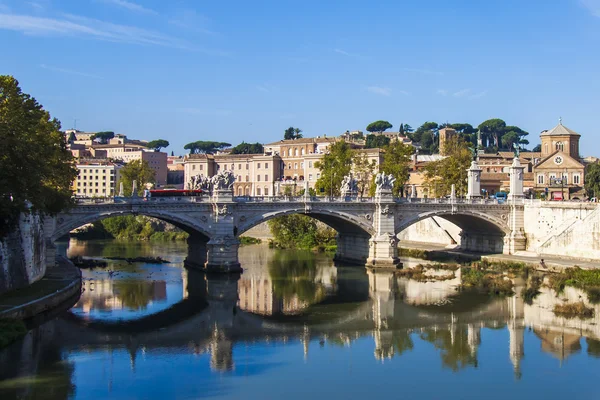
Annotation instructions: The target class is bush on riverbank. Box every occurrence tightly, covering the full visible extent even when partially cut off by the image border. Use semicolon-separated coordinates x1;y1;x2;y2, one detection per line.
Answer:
240;236;262;246
0;319;27;349
398;248;477;264
460;267;514;296
396;263;459;282
71;216;189;241
268;215;336;251
553;301;595;319
548;267;600;303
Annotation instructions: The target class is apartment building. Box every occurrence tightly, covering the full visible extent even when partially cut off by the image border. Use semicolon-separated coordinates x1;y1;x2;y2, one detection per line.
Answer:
90;144;168;186
72;161;122;198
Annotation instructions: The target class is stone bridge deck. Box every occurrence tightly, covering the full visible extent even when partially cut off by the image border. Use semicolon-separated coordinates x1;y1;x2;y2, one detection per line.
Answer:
47;191;524;273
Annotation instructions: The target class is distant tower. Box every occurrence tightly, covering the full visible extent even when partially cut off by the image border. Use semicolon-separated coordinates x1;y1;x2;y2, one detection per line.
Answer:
540;118;581;159
438;127;457;156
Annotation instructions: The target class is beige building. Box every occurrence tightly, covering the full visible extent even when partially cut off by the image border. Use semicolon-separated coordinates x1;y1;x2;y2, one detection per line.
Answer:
72;160;122;198
438;127;457;156
265;137;336;181
184;153;284;196
90;144;168;186
533;121;585;200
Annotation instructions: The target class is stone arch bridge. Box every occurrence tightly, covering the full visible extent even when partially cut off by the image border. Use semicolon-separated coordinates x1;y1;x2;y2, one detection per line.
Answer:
47;190;526;273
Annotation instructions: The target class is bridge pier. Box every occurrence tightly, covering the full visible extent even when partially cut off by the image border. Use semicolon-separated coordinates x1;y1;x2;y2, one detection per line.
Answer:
334;233;369;265
184;234;208;270
459;231;505;253
367;190;400;268
205;236;242;273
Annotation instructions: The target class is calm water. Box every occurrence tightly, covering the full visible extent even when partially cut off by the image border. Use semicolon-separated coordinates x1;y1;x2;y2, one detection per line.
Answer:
2;240;600;399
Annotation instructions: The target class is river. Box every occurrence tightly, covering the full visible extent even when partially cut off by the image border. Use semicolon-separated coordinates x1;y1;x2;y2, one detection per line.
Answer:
1;240;600;399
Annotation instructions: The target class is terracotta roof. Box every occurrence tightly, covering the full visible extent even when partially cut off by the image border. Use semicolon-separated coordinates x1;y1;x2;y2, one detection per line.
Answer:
541;122;580;137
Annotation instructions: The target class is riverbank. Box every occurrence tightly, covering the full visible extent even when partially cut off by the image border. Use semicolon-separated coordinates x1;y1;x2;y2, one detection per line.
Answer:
0;256;81;321
400;241;600;271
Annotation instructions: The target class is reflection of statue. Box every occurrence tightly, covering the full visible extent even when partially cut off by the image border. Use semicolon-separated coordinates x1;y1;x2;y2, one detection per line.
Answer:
513;142;521;158
375;173;395;192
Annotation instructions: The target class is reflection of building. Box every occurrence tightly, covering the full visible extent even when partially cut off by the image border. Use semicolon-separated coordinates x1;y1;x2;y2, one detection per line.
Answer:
75;279;167;313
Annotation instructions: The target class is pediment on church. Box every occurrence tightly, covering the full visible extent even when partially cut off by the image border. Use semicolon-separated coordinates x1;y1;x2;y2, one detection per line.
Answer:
534;151;584;171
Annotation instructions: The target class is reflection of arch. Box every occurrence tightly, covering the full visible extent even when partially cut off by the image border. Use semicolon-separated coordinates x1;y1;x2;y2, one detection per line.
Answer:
395;210;510;236
237;208;374;237
52;210;211;242
63;297;208;334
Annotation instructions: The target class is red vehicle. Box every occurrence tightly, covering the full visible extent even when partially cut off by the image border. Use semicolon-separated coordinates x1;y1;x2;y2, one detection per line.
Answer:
149;189;203;197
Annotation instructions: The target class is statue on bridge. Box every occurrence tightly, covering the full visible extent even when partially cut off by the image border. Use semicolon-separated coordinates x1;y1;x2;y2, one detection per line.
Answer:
512;142;521;158
188;174;212;191
340;174;358;196
211;170;236;191
375;172;395;192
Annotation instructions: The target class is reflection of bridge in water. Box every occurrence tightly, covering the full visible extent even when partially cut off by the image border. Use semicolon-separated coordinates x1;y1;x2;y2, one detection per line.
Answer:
18;265;600;377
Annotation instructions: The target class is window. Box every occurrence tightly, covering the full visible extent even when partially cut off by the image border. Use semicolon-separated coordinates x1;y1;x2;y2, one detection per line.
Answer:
537;174;544;184
294;163;298;169
544;144;548;154
556;142;564;151
265;163;269;169
257;187;262;195
200;165;203;171
192;165;196;170
264;187;269;196
264;174;268;181
224;164;227;170
288;163;292;169
246;175;249;182
238;164;242;170
231;164;234;170
246;164;249;170
257;175;261;181
288;149;292;156
309;161;313;168
294;149;298;156
317;173;320;179
562;173;568;184
300;162;304;168
301;148;305;155
573;174;581;184
309;174;313;181
257;163;261;169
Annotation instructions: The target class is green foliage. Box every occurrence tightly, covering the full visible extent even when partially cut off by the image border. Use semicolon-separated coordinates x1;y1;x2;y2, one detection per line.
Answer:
0;319;27;348
91;131;115;144
352;152;377;197
145;139;170;151
75;215;189;241
365;134;390;149
119;159;156;196
230;141;264;154
315;140;354;196
419;326;477;371
547;267;600;303
239;236;262;245
585;163;600;199
112;281;154;310
410;122;438;154
184;140;231;154
0;75;78;236
268;215;336;250
366;120;392;133
284;127;303;140
553;302;594;319
268;250;324;305
424;137;471;197
460;267;514;296
380;140;413;196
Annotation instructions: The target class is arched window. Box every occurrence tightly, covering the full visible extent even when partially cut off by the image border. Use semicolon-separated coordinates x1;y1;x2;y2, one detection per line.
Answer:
264;186;269;196
288;149;292;156
257;187;261;196
556;142;564;151
238;187;243;196
294;148;298;156
245;186;250;196
301;148;305;155
544;144;548;154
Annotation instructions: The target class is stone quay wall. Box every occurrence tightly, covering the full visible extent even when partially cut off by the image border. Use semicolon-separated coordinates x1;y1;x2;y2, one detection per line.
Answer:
0;212;47;295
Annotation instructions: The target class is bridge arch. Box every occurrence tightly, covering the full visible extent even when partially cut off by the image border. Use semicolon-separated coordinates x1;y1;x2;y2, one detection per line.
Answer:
396;209;510;253
236;207;375;237
51;210;212;242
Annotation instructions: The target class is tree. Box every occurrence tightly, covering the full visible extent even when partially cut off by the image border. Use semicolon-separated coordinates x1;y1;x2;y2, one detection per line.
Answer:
403;124;414;133
585;163;600;199
315;140;354;196
184;141;231;154
380;141;413;196
0;75;77;236
366;120;393;133
365;134;391;149
478;118;506;150
353;151;377;197
118;159;156;196
230;141;264;154
411;122;438;151
532;144;541;152
91;131;115;144
145;139;170;151
424;137;471;197
284;127;303;140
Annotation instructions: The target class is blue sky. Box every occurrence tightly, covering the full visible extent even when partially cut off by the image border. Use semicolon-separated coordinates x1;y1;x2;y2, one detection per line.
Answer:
1;0;600;156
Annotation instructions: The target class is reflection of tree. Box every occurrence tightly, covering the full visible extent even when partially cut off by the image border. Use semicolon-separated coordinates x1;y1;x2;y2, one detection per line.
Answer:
393;330;414;356
419;327;477;371
268;250;324;305
586;338;600;358
113;280;154;310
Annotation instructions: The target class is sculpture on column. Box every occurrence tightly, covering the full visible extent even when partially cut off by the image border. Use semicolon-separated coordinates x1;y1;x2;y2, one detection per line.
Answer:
375;173;395;193
211;170;236;191
512;142;521;158
131;180;138;197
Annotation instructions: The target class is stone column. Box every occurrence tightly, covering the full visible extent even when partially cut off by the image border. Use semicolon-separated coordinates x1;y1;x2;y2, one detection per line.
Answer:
367;189;400;267
184;234;208;270
334;233;370;265
205;194;242;273
466;161;482;200
507;157;525;202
